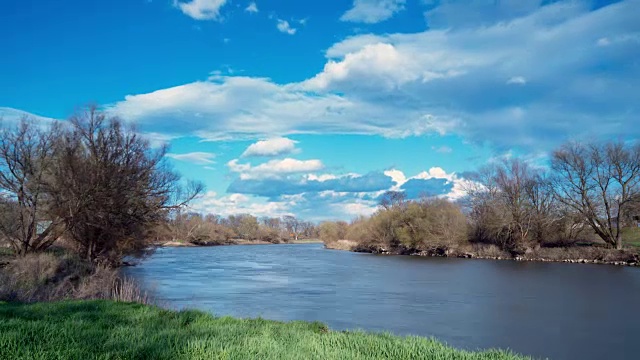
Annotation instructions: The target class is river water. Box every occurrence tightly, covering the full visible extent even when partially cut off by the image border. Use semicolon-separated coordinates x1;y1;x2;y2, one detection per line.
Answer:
125;243;640;359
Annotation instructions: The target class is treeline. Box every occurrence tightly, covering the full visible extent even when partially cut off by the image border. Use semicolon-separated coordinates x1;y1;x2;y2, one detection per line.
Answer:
0;107;201;265
320;140;640;257
152;213;318;245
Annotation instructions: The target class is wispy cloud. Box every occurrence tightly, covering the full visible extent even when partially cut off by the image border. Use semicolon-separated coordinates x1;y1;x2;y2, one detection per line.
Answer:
166;151;216;165
341;0;406;24
432;145;453;153
245;1;258;13
173;0;227;20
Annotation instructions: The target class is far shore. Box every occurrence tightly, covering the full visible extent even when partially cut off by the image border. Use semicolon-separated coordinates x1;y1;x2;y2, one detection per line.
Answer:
158;238;323;248
324;240;640;267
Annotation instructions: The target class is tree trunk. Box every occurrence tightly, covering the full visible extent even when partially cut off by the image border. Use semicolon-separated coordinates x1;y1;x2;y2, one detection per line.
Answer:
616;234;623;250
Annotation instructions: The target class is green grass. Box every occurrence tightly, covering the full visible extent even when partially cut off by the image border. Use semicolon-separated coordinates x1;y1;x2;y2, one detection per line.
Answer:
291;238;324;244
0;300;528;360
0;247;13;257
622;227;640;248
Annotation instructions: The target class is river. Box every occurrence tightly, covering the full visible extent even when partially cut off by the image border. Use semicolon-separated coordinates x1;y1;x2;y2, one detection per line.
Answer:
125;243;640;360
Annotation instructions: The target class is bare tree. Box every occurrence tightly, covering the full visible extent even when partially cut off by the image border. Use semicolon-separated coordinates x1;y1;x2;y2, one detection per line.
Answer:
465;159;554;252
47;107;203;263
0;119;64;255
283;215;301;241
551;140;640;249
378;190;406;210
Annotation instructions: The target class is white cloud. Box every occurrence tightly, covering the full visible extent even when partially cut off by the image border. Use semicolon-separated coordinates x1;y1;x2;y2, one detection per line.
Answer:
102;0;640;151
191;191;294;217
305;173;339;182
228;158;324;179
174;0;227;20
245;2;258;13
276;19;297;35
166;151;216;165
384;169;407;191
341;0;406;24
242;137;298;157
386;167;474;200
0;107;57;127
432;145;453;153
507;76;527;85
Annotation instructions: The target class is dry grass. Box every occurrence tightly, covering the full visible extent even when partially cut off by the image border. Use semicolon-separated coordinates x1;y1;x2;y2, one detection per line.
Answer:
526;246;639;263
324;240;358;251
0;252;151;304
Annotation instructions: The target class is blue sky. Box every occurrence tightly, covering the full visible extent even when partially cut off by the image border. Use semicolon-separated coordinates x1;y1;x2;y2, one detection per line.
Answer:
1;0;638;220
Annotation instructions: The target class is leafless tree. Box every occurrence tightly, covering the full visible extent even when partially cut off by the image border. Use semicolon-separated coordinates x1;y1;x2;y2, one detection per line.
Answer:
0;119;64;255
283;215;302;241
465;159;554;252
551;140;640;249
47;107;203;263
378;190;406;210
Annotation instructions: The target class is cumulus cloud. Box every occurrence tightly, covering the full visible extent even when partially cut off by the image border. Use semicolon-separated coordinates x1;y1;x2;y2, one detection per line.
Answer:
245;2;258;13
400;178;453;199
190;191;294;217
385;167;473;200
242;137;298;157
227;171;394;197
103;0;640;151
173;0;228;20
228;158;324;179
341;0;406;24
276;19;297;35
166;152;216;165
223;167;473;220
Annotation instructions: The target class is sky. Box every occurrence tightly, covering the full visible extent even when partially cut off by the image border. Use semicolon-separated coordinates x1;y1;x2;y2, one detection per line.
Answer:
1;0;639;221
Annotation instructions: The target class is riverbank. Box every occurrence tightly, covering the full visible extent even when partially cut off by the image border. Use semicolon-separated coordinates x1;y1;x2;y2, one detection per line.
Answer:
159;238;323;247
325;241;640;267
0;300;527;360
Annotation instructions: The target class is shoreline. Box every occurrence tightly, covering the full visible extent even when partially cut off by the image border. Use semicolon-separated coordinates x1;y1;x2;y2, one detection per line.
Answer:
325;241;640;267
157;239;323;248
0;300;528;360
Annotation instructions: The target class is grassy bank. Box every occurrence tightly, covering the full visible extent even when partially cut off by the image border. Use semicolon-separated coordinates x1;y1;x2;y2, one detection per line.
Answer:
0;300;527;360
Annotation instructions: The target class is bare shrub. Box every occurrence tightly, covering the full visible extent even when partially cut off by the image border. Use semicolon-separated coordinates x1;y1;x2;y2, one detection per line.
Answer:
0;252;151;304
75;265;150;304
324;240;358;251
470;244;511;258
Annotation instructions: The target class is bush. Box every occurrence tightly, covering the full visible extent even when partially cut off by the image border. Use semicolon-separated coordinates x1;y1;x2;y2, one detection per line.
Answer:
365;199;468;251
318;221;348;243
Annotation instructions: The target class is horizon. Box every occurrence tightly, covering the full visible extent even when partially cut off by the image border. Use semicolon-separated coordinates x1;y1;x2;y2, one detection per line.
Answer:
1;0;638;221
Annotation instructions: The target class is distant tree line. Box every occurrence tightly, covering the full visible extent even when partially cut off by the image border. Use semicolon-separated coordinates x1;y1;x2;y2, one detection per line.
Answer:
151;212;318;245
320;140;640;255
